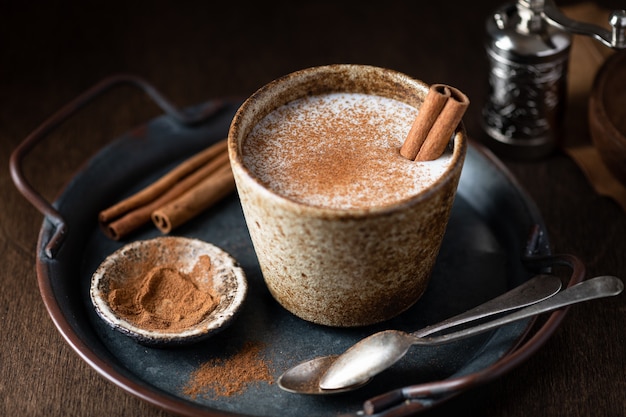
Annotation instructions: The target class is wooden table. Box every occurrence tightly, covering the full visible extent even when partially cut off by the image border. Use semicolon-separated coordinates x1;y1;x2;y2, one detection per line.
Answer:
2;1;624;416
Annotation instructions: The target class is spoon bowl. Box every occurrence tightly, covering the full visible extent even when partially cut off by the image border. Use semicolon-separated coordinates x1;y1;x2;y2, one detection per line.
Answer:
276;355;363;394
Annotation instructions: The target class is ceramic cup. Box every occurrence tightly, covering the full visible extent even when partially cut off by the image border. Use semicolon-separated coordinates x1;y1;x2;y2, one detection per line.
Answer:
228;64;467;327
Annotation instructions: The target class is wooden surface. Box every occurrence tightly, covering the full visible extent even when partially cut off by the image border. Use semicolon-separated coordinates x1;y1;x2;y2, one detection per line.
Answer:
1;1;625;416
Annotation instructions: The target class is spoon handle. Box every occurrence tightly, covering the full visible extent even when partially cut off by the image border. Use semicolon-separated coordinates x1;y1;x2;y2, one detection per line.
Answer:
413;274;562;337
417;275;623;346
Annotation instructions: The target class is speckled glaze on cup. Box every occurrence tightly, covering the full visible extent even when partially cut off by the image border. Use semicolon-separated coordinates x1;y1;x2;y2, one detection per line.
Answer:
228;64;467;327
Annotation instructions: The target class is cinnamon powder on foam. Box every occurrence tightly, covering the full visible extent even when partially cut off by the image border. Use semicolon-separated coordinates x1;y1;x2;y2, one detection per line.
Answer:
242;93;454;209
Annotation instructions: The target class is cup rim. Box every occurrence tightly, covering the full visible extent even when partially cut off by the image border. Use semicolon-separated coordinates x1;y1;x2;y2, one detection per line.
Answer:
228;64;467;217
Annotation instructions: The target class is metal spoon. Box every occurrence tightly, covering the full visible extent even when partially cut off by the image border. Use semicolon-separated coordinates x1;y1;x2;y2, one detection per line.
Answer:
277;274;563;394
319;275;623;391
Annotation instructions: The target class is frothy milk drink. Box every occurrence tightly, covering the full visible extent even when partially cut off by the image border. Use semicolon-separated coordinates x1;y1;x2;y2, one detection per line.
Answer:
243;93;453;209
228;65;466;327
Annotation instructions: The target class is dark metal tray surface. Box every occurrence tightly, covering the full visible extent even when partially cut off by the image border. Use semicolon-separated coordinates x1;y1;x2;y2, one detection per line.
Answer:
10;76;583;417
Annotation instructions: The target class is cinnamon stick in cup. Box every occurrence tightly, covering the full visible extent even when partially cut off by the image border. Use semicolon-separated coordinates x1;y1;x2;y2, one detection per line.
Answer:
400;84;451;160
416;85;469;161
152;163;235;234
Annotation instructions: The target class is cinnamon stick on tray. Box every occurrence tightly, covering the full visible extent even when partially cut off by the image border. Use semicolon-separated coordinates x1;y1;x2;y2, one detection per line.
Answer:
99;139;234;240
152;163;235;234
401;84;469;161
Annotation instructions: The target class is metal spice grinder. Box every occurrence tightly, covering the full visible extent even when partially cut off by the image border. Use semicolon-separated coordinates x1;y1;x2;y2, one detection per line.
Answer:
483;0;626;159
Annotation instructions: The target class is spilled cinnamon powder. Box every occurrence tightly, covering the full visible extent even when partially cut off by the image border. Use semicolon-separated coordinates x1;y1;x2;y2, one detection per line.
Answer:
107;254;219;332
183;341;274;398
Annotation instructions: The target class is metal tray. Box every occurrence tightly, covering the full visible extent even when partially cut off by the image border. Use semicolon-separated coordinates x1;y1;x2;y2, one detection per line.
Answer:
10;76;584;417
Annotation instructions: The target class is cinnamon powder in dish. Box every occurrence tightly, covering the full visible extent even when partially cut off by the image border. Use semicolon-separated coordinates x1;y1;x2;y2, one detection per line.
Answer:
91;236;248;346
106;253;219;333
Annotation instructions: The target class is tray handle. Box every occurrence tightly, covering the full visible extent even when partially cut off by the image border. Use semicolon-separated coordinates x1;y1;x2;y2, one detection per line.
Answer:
9;74;224;259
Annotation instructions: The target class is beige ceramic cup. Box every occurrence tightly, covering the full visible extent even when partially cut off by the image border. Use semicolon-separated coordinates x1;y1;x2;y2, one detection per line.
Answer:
228;64;467;327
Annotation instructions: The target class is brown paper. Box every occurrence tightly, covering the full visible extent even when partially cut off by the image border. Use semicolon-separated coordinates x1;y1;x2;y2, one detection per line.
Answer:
561;3;626;212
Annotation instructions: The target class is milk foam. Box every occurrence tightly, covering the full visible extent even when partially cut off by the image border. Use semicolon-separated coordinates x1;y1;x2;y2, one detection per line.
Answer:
242;93;453;209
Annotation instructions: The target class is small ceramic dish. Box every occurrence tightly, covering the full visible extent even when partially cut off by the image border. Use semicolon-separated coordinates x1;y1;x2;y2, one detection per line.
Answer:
90;236;247;347
589;49;626;185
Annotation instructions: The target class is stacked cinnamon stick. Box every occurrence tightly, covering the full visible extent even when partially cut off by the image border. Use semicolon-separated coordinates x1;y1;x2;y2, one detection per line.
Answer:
99;139;235;240
400;84;469;161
